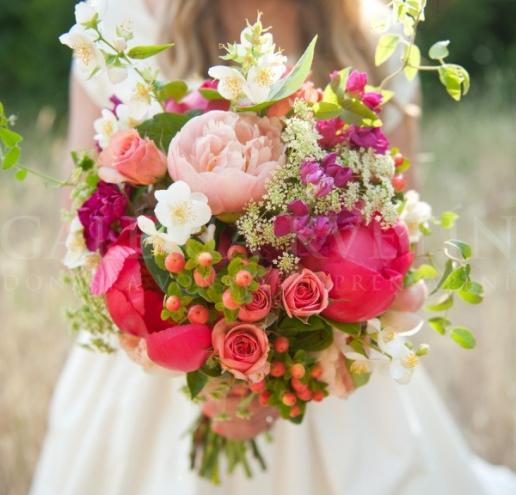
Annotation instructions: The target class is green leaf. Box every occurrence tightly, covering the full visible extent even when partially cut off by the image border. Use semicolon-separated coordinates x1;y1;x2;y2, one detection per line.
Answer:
430;258;453;295
442;266;468;290
429;40;450;60
445;239;472;260
404;44;421;81
186;370;208;398
278;315;328;336
157;80;188;102
136;112;193;150
127;43;174;59
450;326;476;349
14;168;28;181
438;65;470;101
0;127;22;147
141;236;170;292
413;263;438;282
339;96;383;126
313;101;343;120
268;35;317;102
324;319;362;336
199;88;224;101
439;211;459;229
458;281;484;305
2;145;21;170
428;316;451;335
291;324;333;352
425;293;454;312
375;33;400;66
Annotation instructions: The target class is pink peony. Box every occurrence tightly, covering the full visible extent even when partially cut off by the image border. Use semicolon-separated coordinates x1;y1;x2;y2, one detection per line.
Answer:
281;268;333;319
145;324;212;372
212;319;270;382
238;284;273;322
303;221;414;322
99;129;167;185
167;111;285;214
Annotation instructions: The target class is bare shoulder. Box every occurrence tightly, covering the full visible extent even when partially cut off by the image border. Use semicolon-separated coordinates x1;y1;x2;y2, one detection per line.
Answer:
143;0;165;17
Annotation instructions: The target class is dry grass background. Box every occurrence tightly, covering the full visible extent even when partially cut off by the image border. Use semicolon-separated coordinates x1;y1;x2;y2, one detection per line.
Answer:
0;94;515;494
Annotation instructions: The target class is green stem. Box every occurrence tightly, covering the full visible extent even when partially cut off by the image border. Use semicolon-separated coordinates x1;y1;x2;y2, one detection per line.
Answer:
16;165;71;187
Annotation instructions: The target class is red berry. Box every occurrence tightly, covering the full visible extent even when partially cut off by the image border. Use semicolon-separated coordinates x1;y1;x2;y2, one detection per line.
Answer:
227;244;248;259
165;252;185;273
193;267;216;288
291;363;305;379
297;388;312;402
392;173;407;193
291;377;308;393
270;360;286;377
235;270;253;287
165;295;181;312
197;251;213;267
290;405;302;418
250;380;266;393
274;336;289;354
222;289;240;310
258;390;271;406
393;153;404;167
312;390;325;402
310;364;323;380
282;392;297;407
187;304;209;324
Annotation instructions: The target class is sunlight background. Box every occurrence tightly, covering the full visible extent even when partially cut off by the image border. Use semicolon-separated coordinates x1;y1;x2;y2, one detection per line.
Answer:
0;1;515;494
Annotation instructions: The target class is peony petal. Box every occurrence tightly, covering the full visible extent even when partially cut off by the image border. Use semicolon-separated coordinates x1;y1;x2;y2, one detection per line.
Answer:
91;244;137;295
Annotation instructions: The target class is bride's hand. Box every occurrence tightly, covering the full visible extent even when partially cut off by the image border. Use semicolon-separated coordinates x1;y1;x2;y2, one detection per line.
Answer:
202;389;279;441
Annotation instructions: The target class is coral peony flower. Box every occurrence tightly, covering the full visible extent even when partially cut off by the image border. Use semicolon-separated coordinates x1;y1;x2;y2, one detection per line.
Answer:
98;129;167;185
91;222;169;337
168;111;285;214
303;221;414;322
238;285;273;322
77;181;128;254
281;268;333;319
212;319;270;382
145;324;212;372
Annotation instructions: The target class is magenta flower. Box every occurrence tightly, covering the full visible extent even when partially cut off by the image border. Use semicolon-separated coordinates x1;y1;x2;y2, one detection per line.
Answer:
349;126;389;154
346;70;368;95
362;92;383;111
78;181;129;254
317;118;348;149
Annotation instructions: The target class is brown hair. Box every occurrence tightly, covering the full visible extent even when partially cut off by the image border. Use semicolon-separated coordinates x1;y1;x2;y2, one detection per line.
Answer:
157;0;385;86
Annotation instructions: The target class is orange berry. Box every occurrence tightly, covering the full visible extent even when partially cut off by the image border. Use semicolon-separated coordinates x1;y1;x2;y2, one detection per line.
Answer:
310;364;323;380
250;380;266;393
193;267;216;288
165;295;181;312
392;173;407;193
312;390;325;402
164;252;185;273
291;377;308;393
270;360;286;377
235;270;253;287
258;390;271;406
290;405;302;418
297;388;312;402
227;244;248;259
282;392;297;407
197;251;213;267
187;304;209;324
291;363;305;379
393;153;404;167
274;336;289;353
222;289;240;310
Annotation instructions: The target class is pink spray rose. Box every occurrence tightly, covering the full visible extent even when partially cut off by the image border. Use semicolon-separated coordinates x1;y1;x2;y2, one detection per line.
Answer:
281;268;333;319
145;324;212;372
168;111;285;214
238;284;273;322
212;319;270;383
99;129;167;185
303;220;414;322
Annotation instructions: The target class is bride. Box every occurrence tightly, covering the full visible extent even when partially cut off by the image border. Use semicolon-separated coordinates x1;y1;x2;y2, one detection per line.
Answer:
31;0;516;494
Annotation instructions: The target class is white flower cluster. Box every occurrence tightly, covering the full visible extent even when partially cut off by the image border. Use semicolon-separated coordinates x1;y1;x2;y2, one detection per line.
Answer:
208;15;287;104
400;190;432;243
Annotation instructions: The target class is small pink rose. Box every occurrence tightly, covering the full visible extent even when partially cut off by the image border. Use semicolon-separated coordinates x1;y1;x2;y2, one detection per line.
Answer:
281;268;333;319
238;285;272;322
168;111;285;214
212;320;270;383
99;129;167;185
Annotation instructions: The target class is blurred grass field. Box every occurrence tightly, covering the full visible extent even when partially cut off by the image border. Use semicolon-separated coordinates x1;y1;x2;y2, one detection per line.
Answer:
0;92;515;495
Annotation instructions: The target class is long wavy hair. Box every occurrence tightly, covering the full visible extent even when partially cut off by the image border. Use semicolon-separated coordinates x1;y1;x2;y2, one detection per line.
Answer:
156;0;386;86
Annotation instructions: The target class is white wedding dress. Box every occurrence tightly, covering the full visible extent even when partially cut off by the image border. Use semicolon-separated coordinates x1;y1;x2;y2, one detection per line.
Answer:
30;1;516;494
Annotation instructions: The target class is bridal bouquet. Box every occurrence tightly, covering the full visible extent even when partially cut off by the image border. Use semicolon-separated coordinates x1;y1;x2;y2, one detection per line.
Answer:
2;0;480;483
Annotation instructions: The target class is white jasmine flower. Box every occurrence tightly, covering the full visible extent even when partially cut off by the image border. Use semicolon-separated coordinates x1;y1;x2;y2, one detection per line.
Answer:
93;109;119;149
208;66;247;101
154;181;212;245
198;224;216;244
245;53;287;104
116;100;149;128
137;216;183;256
106;66;128;84
59;25;104;75
63;217;97;269
388;345;420;384
74;1;99;25
112;36;127;52
401;190;432;243
116;19;134;41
